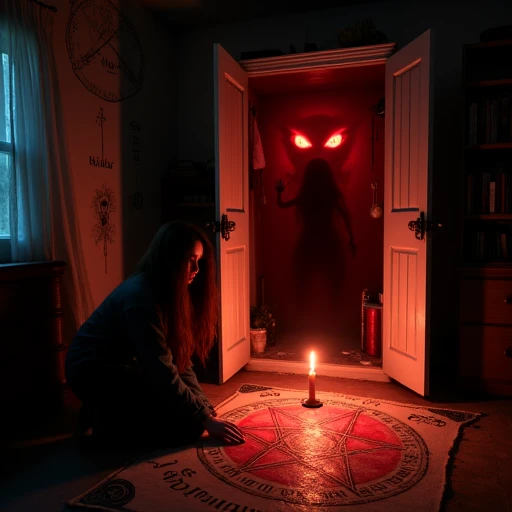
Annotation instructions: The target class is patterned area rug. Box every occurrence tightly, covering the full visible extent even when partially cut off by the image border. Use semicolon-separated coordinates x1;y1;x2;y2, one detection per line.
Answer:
67;385;480;512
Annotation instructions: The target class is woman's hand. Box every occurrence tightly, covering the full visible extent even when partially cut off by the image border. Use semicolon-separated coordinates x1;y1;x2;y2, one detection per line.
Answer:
203;415;245;444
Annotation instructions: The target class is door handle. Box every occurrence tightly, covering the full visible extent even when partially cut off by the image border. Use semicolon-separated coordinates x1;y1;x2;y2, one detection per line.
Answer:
207;213;236;241
408;212;442;241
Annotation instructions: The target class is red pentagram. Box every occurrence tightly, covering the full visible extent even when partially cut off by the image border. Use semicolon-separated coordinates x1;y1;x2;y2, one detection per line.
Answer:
225;405;402;492
199;400;427;506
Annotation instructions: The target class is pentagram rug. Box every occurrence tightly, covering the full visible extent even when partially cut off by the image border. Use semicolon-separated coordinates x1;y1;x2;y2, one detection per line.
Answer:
67;384;480;512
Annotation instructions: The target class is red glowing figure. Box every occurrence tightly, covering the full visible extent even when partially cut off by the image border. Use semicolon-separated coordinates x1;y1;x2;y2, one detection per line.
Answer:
274;115;357;341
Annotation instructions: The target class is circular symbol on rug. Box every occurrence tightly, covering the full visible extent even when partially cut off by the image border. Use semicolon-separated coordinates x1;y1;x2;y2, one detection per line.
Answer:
66;0;144;102
81;478;136;508
198;398;428;506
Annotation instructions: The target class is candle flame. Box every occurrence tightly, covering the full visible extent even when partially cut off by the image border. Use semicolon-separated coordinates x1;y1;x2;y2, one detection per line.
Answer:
309;351;316;372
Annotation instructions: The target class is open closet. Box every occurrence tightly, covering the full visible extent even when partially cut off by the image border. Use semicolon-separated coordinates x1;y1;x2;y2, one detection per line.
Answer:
169;29;441;397
242;47;392;374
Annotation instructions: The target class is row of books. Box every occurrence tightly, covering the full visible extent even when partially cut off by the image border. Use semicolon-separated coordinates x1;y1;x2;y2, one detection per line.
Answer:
467;92;512;145
466;170;512;214
467;228;511;262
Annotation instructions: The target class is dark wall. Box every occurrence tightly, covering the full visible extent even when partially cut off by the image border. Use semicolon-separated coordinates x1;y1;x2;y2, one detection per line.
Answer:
173;0;512;164
254;85;385;344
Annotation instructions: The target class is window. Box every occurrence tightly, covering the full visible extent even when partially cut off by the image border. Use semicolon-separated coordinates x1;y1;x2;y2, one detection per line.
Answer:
0;43;12;262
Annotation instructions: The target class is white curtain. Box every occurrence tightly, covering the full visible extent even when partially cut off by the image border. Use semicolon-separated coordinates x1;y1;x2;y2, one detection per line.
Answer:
3;0;94;336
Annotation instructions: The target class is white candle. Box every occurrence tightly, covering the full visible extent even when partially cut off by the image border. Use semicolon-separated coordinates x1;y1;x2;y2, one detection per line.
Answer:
308;351;316;401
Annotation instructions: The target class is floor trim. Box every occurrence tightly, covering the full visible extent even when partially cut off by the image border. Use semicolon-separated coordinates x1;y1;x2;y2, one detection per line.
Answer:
245;358;390;382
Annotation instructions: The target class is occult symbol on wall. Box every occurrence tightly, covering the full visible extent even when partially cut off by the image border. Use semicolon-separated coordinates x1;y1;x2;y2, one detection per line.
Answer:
66;0;144;102
91;183;116;273
89;107;114;169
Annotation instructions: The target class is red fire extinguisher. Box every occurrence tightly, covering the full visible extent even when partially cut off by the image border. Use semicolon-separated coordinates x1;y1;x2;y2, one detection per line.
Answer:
361;289;382;358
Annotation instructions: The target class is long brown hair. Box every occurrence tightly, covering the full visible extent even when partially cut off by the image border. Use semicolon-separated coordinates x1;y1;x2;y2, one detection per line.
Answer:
136;221;217;372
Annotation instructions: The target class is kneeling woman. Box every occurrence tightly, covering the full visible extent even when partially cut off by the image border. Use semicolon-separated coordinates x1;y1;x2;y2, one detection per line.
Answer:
66;221;245;447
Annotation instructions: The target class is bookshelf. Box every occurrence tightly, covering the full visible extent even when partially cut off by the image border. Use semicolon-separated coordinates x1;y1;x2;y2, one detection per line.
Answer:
463;40;512;266
161;172;216;220
459;38;512;396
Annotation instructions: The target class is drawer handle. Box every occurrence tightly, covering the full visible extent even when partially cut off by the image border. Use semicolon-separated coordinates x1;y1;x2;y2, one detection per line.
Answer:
506;349;512;358
505;296;512;305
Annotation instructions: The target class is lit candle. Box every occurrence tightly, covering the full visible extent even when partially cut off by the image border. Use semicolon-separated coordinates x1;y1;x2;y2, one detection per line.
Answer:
308;351;316;401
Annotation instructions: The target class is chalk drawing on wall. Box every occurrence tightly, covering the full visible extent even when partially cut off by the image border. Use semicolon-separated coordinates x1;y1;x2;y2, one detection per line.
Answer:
66;0;144;102
130;120;143;209
89;107;114;169
91;183;116;273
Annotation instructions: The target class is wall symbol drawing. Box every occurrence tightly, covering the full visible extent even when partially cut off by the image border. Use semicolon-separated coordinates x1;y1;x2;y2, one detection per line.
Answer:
89;107;114;169
66;0;144;102
92;183;116;273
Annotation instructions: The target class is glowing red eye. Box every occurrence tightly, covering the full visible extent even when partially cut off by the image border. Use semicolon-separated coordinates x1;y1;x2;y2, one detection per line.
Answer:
324;133;343;148
293;134;312;149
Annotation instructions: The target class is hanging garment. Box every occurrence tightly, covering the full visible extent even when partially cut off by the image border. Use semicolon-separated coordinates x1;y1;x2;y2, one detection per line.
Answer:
252;114;266;171
249;106;266;204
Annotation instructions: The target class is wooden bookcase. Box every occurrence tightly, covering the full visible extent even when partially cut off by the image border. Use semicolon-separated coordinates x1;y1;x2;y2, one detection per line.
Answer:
162;172;215;220
459;39;512;396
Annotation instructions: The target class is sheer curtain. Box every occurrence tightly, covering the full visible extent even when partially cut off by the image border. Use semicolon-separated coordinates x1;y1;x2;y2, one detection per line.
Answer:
3;0;94;336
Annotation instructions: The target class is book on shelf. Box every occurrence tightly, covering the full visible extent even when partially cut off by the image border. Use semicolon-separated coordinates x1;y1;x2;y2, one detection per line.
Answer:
467;174;473;214
467;92;512;146
468;227;512;262
482;172;490;213
499;94;511;143
468;102;478;146
501;233;509;261
466;168;512;214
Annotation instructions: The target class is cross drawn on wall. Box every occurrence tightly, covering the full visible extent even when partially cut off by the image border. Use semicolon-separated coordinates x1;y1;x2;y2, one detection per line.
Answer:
91;183;116;273
89;106;114;169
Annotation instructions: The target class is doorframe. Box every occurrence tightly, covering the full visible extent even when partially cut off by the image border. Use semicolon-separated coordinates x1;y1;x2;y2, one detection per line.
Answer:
239;43;395;382
240;43;395;76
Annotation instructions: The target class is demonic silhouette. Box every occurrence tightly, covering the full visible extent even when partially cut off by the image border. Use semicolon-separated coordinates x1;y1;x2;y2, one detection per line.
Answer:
274;115;357;341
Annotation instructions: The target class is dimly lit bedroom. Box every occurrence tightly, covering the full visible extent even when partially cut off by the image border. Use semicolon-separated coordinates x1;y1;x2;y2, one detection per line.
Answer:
1;0;511;511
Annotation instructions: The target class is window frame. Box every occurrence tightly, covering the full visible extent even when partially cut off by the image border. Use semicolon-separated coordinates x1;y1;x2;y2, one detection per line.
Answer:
0;36;12;263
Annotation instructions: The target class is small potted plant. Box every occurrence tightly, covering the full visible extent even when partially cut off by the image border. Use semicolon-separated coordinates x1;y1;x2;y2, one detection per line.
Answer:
250;304;276;353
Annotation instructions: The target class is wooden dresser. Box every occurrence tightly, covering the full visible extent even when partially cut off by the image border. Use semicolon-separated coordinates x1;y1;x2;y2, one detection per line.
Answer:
0;261;67;418
459;267;512;395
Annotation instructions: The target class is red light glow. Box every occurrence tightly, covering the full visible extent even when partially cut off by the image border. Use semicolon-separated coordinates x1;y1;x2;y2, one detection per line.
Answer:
324;133;343;148
293;134;313;149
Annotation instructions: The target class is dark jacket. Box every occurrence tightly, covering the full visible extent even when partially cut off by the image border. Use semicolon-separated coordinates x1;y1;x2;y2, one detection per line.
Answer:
65;273;214;422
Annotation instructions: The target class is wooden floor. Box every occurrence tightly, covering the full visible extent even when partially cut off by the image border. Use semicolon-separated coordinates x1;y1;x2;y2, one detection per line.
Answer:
2;370;511;511
252;333;382;366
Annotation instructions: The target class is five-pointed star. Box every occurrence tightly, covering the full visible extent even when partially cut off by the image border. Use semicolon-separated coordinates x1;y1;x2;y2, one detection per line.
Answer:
233;406;404;493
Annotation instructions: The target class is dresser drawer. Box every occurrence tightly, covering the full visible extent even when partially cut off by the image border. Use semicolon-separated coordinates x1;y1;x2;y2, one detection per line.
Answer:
459;325;512;382
460;278;512;325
